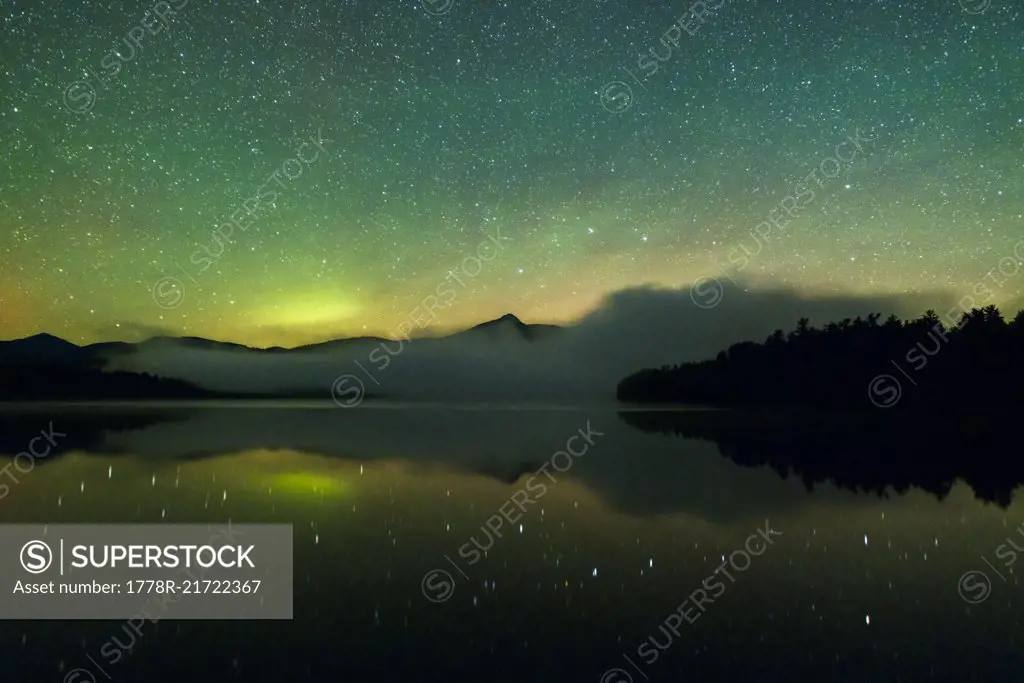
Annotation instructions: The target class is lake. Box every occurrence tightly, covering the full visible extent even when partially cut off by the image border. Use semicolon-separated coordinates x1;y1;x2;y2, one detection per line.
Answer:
0;403;1019;682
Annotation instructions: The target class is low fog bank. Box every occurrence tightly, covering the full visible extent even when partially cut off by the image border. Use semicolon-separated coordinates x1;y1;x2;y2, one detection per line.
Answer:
105;281;947;401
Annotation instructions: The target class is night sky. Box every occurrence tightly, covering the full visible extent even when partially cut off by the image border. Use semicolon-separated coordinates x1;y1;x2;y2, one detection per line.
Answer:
1;0;1021;347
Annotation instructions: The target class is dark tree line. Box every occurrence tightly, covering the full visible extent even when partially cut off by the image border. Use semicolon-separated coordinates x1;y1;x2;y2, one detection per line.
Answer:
617;306;1024;410
0;364;216;401
0;362;377;401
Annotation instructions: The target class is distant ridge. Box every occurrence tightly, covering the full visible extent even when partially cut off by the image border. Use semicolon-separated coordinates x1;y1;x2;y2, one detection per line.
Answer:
0;333;91;365
0;313;563;360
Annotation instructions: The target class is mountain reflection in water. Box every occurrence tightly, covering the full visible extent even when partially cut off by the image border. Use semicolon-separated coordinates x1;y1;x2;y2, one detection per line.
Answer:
0;403;1018;683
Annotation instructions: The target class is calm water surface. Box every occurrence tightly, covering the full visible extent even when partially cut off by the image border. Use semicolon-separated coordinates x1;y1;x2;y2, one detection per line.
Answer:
0;404;1019;682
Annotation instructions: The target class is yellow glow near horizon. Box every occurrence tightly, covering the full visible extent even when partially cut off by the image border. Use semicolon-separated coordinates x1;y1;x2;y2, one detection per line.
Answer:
268;472;351;498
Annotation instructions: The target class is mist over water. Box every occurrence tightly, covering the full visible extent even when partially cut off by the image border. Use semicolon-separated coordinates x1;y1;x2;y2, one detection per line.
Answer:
105;282;947;400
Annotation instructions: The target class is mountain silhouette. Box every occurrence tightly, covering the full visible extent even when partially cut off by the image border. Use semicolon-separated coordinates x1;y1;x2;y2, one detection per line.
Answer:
463;313;562;341
0;314;562;401
0;314;560;362
0;333;93;366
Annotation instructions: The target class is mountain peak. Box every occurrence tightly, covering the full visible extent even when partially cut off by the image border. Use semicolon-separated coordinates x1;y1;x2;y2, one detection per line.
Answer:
469;313;526;332
457;313;562;342
24;332;74;345
0;332;84;365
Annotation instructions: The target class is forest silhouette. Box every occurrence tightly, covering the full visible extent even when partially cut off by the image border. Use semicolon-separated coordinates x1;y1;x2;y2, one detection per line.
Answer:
618;305;1024;410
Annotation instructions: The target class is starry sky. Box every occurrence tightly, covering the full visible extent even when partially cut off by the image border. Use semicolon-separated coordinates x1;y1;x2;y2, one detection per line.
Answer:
1;0;1021;347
